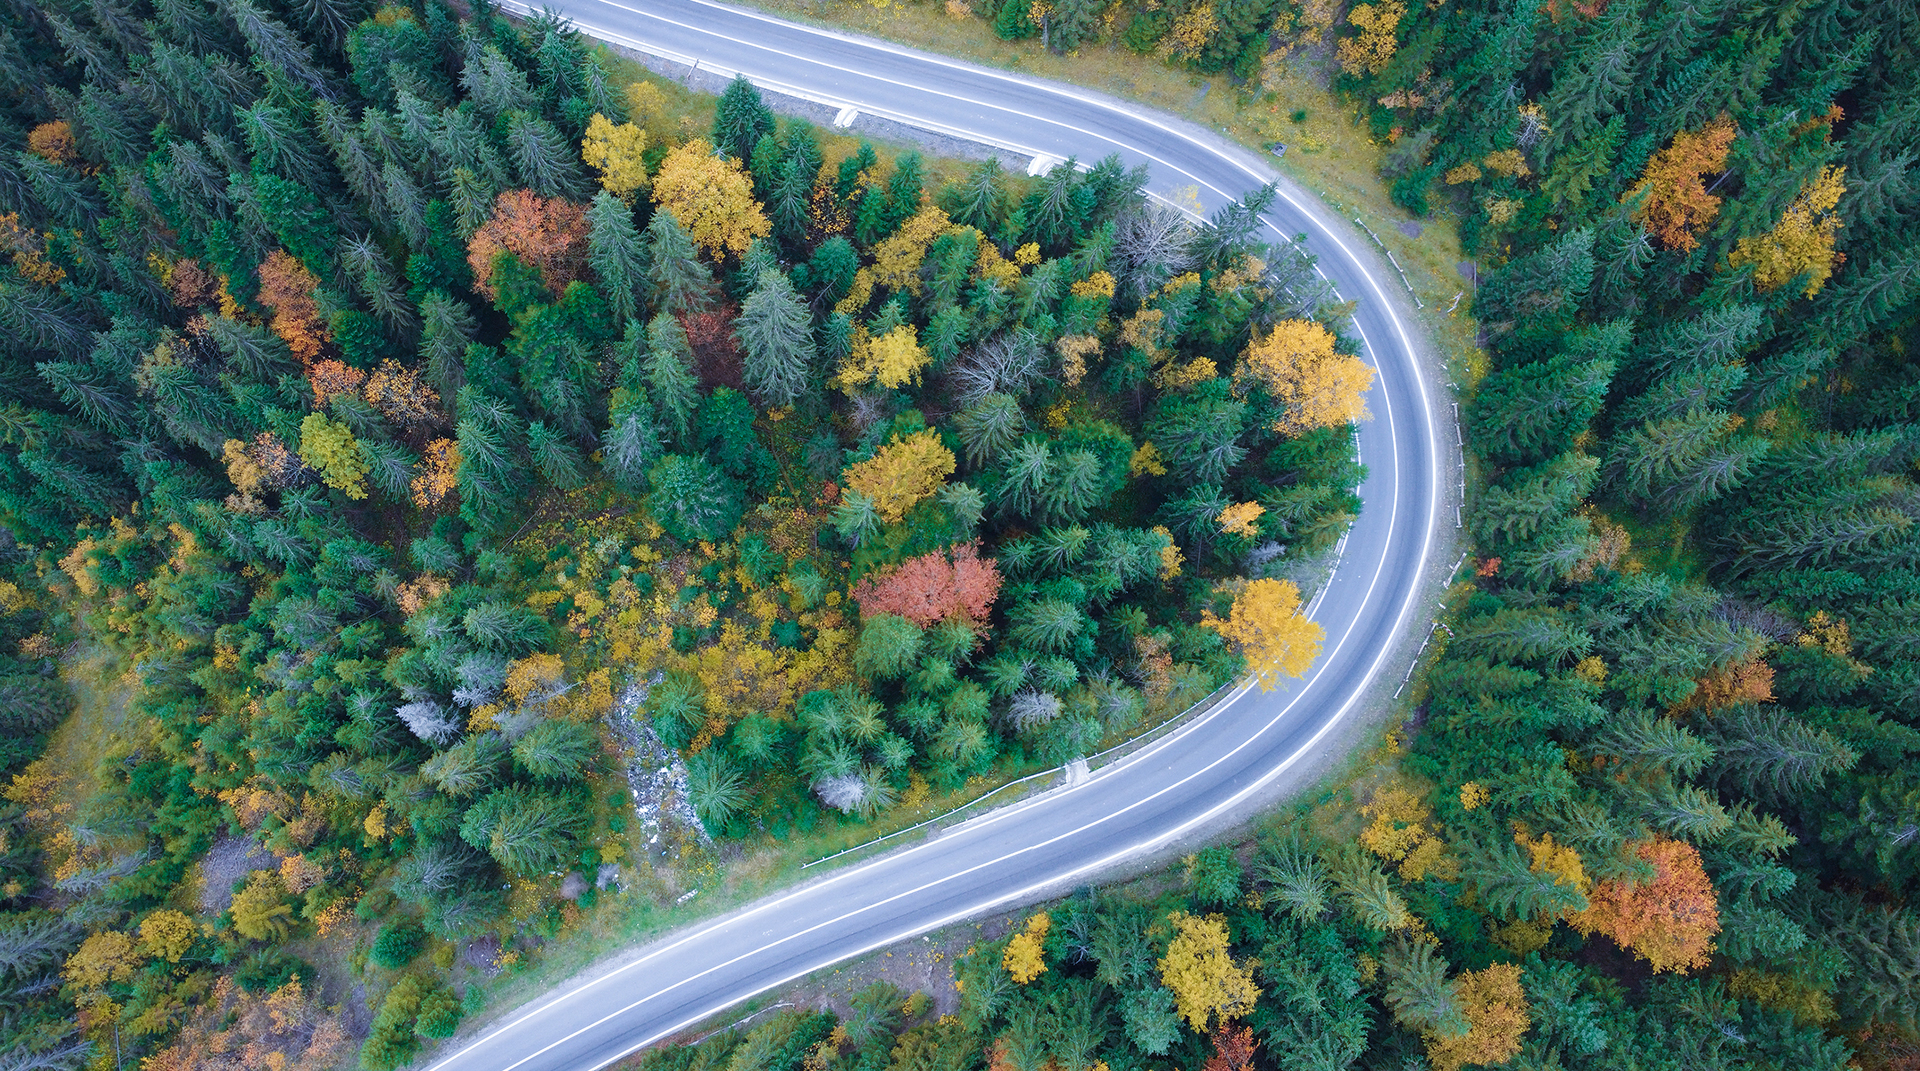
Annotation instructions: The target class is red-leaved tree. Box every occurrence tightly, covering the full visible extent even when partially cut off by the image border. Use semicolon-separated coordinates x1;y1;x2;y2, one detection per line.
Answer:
850;541;1002;628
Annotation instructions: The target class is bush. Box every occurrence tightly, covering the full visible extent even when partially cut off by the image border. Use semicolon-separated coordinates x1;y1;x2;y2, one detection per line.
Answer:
416;986;463;1038
371;920;427;970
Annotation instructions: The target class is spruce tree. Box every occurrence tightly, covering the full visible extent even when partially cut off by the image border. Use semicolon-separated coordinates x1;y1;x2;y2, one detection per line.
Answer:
736;269;815;408
712;75;775;162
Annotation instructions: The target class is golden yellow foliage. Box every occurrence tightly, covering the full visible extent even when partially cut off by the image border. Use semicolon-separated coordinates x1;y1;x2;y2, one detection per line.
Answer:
842;429;956;524
975;241;1022;287
1459;782;1489;810
1154;356;1219;392
1069;270;1115;300
139;909;198;963
1483;149;1531;178
1120;308;1167;355
411;437;460;509
1003;912;1051;984
651;138;770;259
230;870;294;941
1519;831;1590;900
1152;525;1184;580
1239;319;1374;434
1129;442;1168;477
839;324;930;390
1216;501;1265;538
1729;165;1846;297
1360;784;1458;882
581;112;650;201
1628;114;1737;252
27;121;78;164
1201;578;1324;690
1444;163;1484;185
1055;334;1100;387
221;439;266;496
1169;3;1218;58
1338;0;1405;75
1425;964;1531;1071
1159;911;1260;1032
66;930;142;989
871;207;953;295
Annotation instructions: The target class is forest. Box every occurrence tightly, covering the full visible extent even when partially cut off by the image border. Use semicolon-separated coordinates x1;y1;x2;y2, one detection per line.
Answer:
0;0;1371;1067
1;0;1917;1067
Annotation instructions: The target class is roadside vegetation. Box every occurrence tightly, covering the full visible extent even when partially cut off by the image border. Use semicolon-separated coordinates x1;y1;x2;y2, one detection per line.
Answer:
623;2;1920;1071
0;0;1356;1067
1;0;1916;1067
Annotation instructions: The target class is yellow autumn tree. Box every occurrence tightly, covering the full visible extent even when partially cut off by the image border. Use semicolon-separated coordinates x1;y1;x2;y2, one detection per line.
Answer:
1201;578;1324;689
871;207;954;294
1159;911;1261;1032
411;437;460;508
839;324;931;390
1003;911;1051;984
230;870;295;941
1338;0;1406;76
651;138;770;259
65;930;143;989
1217;501;1265;538
297;413;369;500
842;429;956;523
1239;320;1375;435
1728;165;1846;297
138;909;198;963
581;112;649;201
1424;963;1531;1071
1168;3;1218;59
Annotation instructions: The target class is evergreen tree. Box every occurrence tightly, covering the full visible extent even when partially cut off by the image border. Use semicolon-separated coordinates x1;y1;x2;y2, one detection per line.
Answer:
712;75;775;162
736;269;815;407
645;209;714;316
587;190;648;324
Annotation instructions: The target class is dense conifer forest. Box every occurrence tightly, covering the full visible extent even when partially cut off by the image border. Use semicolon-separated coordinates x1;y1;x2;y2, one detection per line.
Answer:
0;0;1917;1068
0;0;1366;1066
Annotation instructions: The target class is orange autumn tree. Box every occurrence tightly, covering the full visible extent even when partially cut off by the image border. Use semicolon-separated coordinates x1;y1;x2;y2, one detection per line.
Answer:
364;359;442;428
1571;836;1720;972
1201;578;1325;689
1425;963;1531;1071
1238;319;1375;435
466;189;590;302
1201;1024;1259;1071
27;121;79;164
1628;114;1737;252
256;250;330;364
850;542;1002;628
411;438;459;508
306;359;365;408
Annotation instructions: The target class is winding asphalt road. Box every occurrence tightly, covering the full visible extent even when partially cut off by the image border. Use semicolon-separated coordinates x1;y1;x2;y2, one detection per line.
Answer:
428;4;1443;1068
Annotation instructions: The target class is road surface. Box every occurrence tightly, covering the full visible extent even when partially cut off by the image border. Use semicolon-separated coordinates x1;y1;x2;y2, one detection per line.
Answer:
428;4;1445;1067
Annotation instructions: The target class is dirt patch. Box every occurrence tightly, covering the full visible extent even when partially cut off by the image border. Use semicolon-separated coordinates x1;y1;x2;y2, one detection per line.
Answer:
196;834;277;917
